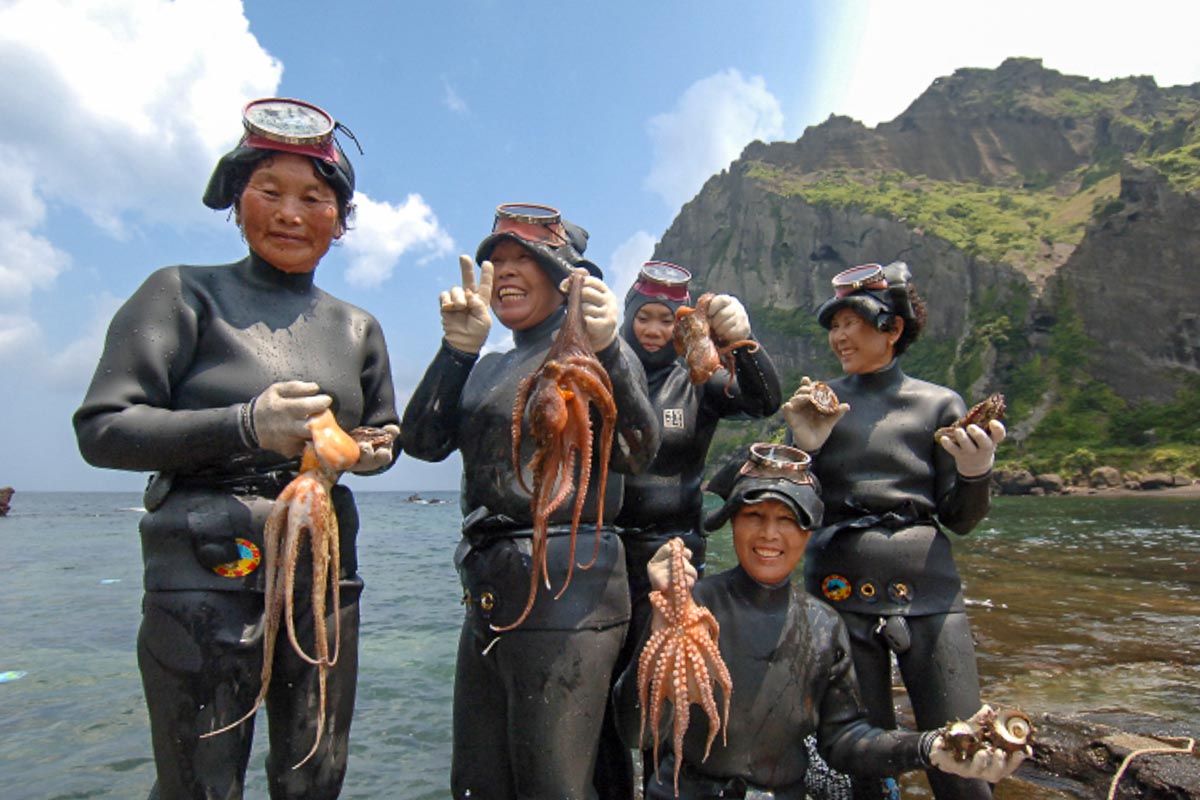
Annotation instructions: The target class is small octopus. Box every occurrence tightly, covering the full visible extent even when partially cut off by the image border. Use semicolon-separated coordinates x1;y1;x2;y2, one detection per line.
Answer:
202;411;390;769
673;293;759;396
638;537;733;796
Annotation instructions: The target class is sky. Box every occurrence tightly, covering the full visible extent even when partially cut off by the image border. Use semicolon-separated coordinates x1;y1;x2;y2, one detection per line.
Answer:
4;0;1199;493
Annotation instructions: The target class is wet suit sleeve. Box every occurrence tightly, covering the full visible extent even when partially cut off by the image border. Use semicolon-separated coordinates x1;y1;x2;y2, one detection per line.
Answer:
399;341;478;462
932;396;992;535
351;315;403;474
74;267;247;472
818;621;927;776
701;336;783;418
597;339;661;475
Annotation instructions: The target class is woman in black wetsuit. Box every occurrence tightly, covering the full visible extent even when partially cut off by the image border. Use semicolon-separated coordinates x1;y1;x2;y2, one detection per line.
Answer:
596;261;781;797
400;203;660;800
782;263;1007;800
73;98;400;799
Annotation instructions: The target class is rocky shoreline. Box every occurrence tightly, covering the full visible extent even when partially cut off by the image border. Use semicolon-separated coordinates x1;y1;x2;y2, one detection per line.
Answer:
992;468;1198;497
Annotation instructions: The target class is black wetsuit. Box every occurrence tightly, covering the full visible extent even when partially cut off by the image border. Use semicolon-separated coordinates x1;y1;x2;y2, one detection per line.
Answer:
801;359;992;800
613;566;929;799
400;307;659;800
73;253;398;800
598;336;780;797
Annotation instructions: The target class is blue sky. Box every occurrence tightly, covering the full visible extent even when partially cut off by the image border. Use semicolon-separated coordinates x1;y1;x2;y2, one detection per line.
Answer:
4;0;1199;492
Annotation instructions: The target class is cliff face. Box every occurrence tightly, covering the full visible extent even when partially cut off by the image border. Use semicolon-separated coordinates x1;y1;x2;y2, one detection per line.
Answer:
652;58;1200;452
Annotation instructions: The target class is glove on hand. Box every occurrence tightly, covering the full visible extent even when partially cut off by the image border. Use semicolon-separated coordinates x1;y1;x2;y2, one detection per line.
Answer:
561;274;619;352
938;419;1006;478
440;255;494;354
706;294;752;342
929;705;1029;783
347;424;401;474
252;381;332;458
781;377;849;452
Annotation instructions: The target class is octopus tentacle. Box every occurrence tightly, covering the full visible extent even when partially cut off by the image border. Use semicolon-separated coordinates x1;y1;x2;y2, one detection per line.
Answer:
497;268;616;632
637;538;733;796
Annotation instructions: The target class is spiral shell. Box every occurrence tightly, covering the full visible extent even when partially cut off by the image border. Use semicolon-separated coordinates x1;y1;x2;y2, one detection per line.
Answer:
990;707;1033;752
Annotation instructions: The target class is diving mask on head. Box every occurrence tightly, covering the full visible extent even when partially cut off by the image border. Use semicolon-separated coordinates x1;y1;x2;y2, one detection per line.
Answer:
704;443;824;531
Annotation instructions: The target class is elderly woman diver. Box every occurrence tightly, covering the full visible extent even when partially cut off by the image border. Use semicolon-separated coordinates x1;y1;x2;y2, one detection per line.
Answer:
74;97;399;800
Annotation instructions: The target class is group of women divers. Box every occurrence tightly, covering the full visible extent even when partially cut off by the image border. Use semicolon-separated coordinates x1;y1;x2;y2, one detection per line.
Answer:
73;99;1024;799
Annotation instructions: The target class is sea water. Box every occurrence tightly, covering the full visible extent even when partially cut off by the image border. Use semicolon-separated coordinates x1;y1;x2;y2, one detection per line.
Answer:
1;491;1197;799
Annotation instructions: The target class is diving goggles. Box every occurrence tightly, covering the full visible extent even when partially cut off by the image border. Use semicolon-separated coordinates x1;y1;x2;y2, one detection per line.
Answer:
491;203;569;248
740;443;815;485
831;263;888;297
240;97;360;162
633;261;692;303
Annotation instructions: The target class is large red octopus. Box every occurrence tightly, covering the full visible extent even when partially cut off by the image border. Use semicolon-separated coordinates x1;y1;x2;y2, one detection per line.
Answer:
673;292;759;396
500;268;617;632
638;537;733;796
202;411;383;769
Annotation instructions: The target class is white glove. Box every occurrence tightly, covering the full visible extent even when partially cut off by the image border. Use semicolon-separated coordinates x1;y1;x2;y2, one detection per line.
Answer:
938;420;1006;478
347;424;401;473
252;381;332;458
440;255;494;354
706;294;751;343
781;377;849;452
561;274;619;352
646;539;697;594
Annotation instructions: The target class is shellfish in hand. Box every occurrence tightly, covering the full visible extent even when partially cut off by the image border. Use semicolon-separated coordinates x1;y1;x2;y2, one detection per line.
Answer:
935;393;1006;442
501;268;617;632
638;537;733;796
201;409;360;769
673;293;759;396
931;704;1032;783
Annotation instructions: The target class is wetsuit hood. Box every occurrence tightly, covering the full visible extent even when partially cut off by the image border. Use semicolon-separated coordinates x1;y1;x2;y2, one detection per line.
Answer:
476;218;601;282
703;445;824;532
203;139;355;212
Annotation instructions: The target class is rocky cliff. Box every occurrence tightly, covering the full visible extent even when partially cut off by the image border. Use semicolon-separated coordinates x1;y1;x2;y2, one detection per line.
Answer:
653;58;1200;466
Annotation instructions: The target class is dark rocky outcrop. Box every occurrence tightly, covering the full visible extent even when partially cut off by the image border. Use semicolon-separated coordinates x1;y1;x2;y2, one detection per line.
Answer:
0;487;11;517
652;58;1200;470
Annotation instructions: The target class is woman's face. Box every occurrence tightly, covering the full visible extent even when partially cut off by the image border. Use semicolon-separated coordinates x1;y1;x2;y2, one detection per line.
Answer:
632;302;676;352
237;153;342;274
732;498;811;586
488;239;564;330
827;306;902;375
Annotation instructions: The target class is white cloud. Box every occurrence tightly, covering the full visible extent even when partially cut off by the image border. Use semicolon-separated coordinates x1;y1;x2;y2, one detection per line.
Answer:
824;0;1200;127
606;231;658;316
443;78;469;115
342;191;456;287
644;69;785;210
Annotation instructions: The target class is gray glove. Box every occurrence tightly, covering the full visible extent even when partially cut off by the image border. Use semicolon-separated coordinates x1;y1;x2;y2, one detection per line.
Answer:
251;381;332;458
347;424;401;473
561;274;619;351
440;255;494;354
938;420;1006;477
781;377;849;452
706;294;751;342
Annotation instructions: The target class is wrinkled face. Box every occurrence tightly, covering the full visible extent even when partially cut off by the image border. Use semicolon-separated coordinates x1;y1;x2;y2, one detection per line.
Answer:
237;153;342;274
828;306;902;375
632;302;676;352
732;498;811;586
488;239;565;330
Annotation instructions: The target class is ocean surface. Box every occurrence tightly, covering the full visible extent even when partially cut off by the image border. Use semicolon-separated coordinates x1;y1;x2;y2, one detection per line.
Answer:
1;490;1197;799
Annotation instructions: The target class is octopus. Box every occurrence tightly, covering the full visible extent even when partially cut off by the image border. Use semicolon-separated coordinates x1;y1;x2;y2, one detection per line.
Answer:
638;537;733;796
673;293;759;396
202;411;393;768
935;392;1007;442
939;705;1033;761
809;380;841;415
500;268;617;632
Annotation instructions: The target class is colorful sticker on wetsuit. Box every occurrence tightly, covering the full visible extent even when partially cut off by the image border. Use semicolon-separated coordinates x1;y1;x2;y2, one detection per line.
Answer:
211;538;262;578
821;574;852;602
